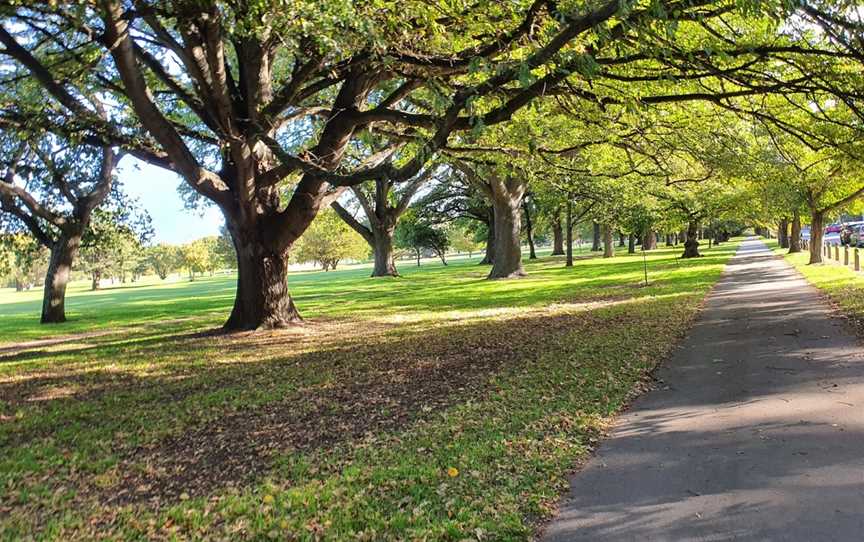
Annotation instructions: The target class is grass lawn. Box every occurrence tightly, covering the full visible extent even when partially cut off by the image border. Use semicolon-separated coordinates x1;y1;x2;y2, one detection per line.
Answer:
1;242;738;540
768;239;864;335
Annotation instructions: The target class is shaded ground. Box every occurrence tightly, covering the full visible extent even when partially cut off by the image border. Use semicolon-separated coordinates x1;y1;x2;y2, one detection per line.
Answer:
543;239;864;541
0;246;738;540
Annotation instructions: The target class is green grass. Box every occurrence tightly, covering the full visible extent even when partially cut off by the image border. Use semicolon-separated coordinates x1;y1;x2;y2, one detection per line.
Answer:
768;239;864;333
0;242;739;540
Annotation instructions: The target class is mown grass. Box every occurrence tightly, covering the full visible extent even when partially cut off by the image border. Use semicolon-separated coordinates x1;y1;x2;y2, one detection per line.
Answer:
1;242;738;540
768;239;864;333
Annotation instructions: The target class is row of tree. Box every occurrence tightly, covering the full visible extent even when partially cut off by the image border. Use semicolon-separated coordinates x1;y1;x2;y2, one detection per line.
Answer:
2;1;864;329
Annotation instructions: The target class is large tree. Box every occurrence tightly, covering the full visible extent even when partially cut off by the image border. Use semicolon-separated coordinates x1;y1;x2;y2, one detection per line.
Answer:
3;0;835;329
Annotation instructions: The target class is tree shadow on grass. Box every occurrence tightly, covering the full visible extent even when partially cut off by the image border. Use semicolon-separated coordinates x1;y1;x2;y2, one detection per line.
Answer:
1;298;644;512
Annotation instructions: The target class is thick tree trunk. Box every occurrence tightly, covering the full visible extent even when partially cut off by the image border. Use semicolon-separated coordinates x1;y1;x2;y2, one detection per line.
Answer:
809;210;824;264
488;182;526;279
224;227;301;331
789;211;802;254
41;233;81;324
628;233;635;254
371;226;399;277
591;221;601;251
778;217;789;248
91;271;101;291
682;220;700;258
551;213;565;255
523;201;537;260
602;225;614;258
665;233;674;246
618;231;626;247
643;229;657;250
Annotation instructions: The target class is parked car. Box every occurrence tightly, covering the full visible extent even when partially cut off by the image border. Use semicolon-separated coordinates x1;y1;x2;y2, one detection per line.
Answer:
850;225;864;247
825;223;843;234
840;221;864;245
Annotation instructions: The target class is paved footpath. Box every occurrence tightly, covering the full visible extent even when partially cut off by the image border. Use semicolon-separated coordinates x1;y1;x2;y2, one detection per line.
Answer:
542;239;864;541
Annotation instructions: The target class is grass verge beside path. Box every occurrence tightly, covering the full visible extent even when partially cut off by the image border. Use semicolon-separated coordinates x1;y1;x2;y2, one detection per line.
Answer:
1;241;738;540
768;239;864;335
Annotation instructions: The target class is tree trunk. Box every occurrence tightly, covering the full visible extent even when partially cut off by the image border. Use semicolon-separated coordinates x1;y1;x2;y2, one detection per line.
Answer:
628;233;635;254
551;213;565;255
665;233;673;246
488;181;526;279
778;217;789;248
523;200;537;260
479;210;495;265
416;249;421;267
682;220;700;258
91;271;101;291
371;226;399;277
809;210;824;264
643;229;657;250
224;226;301;331
602;224;614;258
591;221;601;251
789;210;802;254
41;233;81;324
15;279;23;292
565;197;574;267
618;231;626;247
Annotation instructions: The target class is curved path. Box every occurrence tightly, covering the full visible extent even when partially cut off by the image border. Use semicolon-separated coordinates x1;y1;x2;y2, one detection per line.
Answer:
542;239;864;541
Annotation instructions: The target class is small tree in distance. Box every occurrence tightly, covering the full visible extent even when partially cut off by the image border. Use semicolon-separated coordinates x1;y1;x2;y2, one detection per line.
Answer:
292;210;369;271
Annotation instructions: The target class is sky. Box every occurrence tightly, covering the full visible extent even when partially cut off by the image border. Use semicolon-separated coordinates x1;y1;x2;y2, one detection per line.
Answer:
117;156;223;244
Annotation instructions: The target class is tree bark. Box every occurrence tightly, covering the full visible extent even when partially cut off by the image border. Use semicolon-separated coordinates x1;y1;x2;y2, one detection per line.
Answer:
551;213;565;256
618;231;626;247
224;224;301;331
41;232;81;323
642;229;657;250
682;220;700;258
487;177;526;279
523;200;537;260
91;271;101;291
789;210;802;254
778;217;789;248
371;227;399;276
479;209;495;265
602;224;614;258
665;233;674;246
627;233;635;254
591;221;601;251
565;197;574;267
809;210;824;264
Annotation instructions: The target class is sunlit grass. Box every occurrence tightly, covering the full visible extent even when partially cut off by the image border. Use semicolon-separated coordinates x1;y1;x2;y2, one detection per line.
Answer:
768;239;864;331
0;241;739;540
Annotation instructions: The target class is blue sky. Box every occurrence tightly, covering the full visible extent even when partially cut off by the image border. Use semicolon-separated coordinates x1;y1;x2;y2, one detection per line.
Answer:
117;157;223;244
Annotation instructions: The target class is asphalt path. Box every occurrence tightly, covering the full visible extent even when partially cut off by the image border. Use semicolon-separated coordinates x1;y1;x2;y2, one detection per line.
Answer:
542;238;864;541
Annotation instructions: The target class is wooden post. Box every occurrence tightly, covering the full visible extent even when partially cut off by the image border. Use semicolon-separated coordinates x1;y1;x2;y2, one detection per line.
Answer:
844;246;849;265
856;249;860;272
835;245;840;261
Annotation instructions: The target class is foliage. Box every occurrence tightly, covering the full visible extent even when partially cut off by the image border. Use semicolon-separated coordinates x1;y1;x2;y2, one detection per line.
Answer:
147;243;181;280
292;210;369;271
395;210;451;264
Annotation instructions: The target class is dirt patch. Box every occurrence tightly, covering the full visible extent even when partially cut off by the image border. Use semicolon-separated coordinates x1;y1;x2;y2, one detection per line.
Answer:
101;309;598;507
